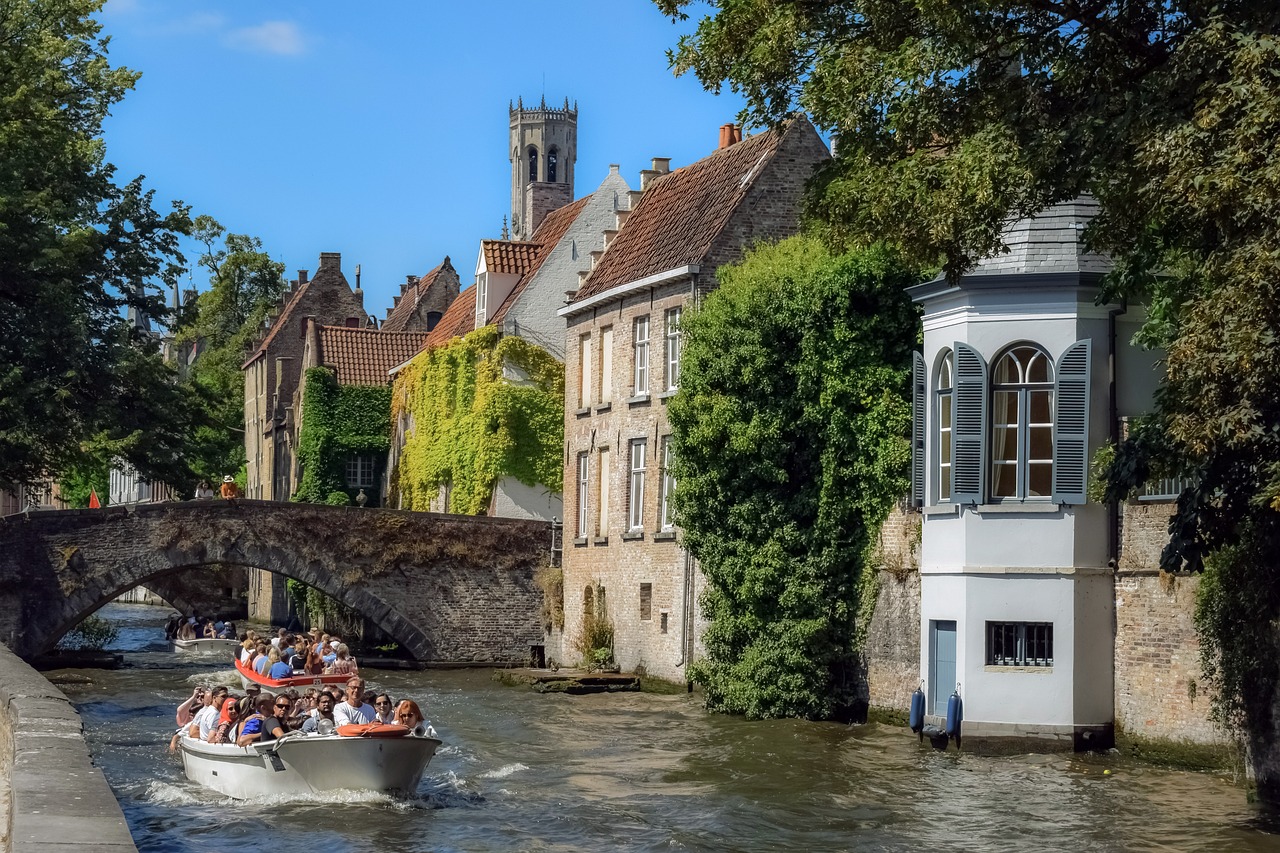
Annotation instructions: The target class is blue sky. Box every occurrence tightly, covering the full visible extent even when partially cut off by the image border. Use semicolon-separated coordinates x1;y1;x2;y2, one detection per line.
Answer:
97;0;751;320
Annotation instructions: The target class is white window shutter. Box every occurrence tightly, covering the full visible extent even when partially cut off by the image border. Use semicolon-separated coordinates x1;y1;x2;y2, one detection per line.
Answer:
952;343;988;504
911;351;925;507
1053;340;1092;504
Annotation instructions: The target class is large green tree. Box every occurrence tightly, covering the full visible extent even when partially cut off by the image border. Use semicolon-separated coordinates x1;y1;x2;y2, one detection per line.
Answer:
669;237;918;720
656;0;1280;791
0;0;199;493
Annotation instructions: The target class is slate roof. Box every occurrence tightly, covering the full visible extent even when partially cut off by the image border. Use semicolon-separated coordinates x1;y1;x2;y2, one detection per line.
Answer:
572;125;787;300
481;240;542;276
382;258;452;332
970;197;1112;277
422;287;477;349
491;195;591;325
316;326;428;385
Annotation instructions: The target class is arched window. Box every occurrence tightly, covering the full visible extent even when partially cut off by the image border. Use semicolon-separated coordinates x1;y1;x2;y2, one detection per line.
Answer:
548;148;558;182
990;344;1054;499
583;585;594;616
528;146;538;182
936;350;953;501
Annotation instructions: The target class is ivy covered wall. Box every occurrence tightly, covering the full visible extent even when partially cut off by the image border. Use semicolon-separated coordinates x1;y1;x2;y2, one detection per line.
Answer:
294;367;393;507
389;325;563;513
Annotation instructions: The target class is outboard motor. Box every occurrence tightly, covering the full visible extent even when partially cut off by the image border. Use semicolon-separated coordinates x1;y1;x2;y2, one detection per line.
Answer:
909;682;926;734
945;684;963;739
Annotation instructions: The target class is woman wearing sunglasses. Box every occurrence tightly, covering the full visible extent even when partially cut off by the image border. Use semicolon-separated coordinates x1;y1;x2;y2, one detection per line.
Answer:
236;693;292;746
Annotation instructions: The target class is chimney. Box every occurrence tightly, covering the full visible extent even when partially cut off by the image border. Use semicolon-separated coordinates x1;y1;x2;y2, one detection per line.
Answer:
719;124;733;149
297;270;309;285
639;169;659;191
652;157;671;174
318;252;340;269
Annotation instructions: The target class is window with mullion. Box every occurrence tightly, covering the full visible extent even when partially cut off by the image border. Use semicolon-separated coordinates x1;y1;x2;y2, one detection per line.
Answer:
633;316;650;395
664;307;682;391
576;453;589;537
659;437;675;530
628;439;646;531
990;345;1054;500
936;351;954;501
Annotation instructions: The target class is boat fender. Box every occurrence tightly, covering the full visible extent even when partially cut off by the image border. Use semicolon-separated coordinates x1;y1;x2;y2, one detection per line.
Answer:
908;683;926;733
945;685;963;738
337;723;411;738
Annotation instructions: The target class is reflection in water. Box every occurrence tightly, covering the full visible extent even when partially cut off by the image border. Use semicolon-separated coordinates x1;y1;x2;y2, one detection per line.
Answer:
53;604;1279;852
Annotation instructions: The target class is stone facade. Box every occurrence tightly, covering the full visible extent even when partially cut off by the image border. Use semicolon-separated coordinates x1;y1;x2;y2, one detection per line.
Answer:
510;98;576;239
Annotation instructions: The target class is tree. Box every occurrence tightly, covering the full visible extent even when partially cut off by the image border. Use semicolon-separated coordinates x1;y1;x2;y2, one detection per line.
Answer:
0;0;198;492
669;237;919;720
175;216;287;484
656;0;1280;792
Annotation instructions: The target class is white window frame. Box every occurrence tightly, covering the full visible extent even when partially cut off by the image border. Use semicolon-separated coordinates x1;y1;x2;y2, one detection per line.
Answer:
628;439;646;531
599;326;613;405
345;454;375;488
990;344;1054;501
659;436;675;530
597;447;611;537
578;332;592;408
664;307;682;391
633;316;650;395
936;350;953;502
576;452;589;537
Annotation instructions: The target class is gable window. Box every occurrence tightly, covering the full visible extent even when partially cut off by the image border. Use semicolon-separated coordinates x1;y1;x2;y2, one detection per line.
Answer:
664;307;682;391
987;622;1053;667
633;316;650;395
990;344;1054;500
628;439;647;531
659;436;675;530
576;452;589;538
937;350;953;501
345;454;375;488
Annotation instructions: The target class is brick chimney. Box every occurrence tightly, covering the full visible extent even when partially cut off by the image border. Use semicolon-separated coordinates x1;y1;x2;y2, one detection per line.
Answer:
297;270;309;285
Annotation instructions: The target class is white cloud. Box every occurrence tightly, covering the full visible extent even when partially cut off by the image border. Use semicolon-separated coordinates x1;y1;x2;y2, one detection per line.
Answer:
223;20;306;56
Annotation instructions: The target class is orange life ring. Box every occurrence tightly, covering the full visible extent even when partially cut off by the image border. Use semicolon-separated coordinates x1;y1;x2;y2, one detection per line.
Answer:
336;723;410;738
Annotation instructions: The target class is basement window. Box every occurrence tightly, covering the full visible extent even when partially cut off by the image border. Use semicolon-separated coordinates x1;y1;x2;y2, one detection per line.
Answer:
986;621;1053;667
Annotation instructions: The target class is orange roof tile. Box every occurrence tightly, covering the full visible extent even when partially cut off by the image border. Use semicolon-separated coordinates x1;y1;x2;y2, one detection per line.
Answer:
491;195;591;325
316;326;428;385
573;126;788;300
382;258;452;332
481;240;542;276
422;287;477;349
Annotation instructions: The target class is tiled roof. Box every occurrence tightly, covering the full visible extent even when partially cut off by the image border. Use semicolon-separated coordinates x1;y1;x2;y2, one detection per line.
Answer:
491;195;591;325
382;258;451;332
316;326;428;385
572;126;786;300
970;197;1113;277
422;286;477;349
243;282;309;368
481;240;542;276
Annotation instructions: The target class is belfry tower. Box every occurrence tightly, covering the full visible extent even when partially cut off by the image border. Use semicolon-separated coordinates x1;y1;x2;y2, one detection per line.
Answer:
510;96;577;239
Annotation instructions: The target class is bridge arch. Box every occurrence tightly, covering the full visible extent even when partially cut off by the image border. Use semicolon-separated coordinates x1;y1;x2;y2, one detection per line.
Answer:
0;501;552;661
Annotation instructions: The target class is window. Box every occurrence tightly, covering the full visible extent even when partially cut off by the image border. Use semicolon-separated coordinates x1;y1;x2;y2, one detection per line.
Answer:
987;622;1054;667
639;583;652;621
664;307;682;391
477;274;488;324
426;311;442;332
659;436;675;530
548;149;558;182
937;350;953;501
633;316;650;394
576;453;589;537
578;333;592;408
597;447;611;536
528;146;538;182
599;326;613;404
990;345;1054;499
345;455;375;488
628;439;646;530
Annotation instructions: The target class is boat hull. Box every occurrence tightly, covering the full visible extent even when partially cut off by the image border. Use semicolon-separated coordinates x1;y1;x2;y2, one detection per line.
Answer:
234;658;351;690
179;733;442;799
170;638;241;654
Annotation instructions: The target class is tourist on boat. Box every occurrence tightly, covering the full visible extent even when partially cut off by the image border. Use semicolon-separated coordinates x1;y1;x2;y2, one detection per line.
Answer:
188;686;228;743
372;694;396;724
239;638;255;664
326;643;358;676
205;697;241;744
394;699;425;731
164;613;182;641
300;692;336;733
334;677;376;726
253;643;272;675
218;620;236;639
202;619;218;639
322;637;340;666
302;646;325;675
174;685;207;727
267;649;292;680
177;617;198;641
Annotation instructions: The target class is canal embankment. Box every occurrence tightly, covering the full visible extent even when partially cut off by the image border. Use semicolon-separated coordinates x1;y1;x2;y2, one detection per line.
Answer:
0;642;136;852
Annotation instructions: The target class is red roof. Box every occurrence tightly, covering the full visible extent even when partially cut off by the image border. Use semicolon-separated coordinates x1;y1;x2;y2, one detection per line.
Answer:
316;326;428;385
490;195;591;325
481;240;542;276
422;287;477;349
381;258;454;332
573;123;796;300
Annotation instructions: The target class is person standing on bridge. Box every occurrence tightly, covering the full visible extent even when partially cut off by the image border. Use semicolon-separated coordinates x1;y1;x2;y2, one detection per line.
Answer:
220;475;240;503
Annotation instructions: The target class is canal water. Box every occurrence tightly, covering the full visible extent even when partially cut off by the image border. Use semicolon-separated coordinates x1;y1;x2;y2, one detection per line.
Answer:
50;603;1279;852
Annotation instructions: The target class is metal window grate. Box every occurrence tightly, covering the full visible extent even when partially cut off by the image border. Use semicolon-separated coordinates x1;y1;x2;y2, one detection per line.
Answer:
986;621;1053;667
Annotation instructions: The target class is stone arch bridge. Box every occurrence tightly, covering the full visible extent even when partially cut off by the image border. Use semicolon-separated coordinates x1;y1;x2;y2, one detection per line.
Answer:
0;500;554;661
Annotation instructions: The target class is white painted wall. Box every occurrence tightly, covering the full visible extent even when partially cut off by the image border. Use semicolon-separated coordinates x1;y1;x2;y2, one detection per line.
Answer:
490;475;563;522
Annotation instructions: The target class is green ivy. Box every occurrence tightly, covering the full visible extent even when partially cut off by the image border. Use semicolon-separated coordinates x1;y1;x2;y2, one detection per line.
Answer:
389;325;564;513
293;367;392;506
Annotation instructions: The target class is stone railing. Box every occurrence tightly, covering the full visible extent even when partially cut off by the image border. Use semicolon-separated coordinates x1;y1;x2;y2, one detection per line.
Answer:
0;643;135;852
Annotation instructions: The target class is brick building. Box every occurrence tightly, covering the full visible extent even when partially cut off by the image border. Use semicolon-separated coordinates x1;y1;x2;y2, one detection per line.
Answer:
556;117;830;679
380;257;461;333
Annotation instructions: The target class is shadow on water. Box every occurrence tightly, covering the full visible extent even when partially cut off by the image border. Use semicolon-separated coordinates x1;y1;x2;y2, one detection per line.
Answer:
51;603;1280;852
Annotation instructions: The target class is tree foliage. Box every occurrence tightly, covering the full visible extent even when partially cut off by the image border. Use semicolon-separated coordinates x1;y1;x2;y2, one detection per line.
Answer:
0;0;200;492
670;237;919;720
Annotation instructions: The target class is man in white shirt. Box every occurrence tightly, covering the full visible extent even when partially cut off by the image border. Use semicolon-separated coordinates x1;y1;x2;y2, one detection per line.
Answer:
333;676;376;727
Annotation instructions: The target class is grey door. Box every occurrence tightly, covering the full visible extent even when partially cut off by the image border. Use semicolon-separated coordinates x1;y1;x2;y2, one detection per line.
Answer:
931;620;957;716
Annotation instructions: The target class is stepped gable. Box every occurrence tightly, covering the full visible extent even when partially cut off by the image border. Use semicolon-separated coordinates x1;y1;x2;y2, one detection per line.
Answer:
422;287;478;349
491;195;591;325
970;197;1112;277
382;259;452;332
315;326;428;385
572;125;787;300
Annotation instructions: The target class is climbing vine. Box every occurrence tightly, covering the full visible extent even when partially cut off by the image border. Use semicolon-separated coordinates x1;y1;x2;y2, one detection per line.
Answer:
389;325;564;513
293;367;392;506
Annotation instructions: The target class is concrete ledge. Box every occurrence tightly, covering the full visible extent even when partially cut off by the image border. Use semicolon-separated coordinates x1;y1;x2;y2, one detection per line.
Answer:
0;643;136;852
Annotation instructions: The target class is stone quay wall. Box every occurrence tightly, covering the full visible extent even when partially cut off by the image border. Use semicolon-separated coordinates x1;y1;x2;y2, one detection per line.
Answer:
0;643;136;852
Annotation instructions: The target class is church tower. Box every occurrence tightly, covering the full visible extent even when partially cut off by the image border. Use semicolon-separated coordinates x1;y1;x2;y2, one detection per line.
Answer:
510;96;577;239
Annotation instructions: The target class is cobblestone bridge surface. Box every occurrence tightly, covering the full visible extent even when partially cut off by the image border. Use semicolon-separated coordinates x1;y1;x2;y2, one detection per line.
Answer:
0;501;552;662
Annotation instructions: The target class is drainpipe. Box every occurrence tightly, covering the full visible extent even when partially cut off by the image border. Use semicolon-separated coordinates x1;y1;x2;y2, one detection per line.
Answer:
1107;300;1128;568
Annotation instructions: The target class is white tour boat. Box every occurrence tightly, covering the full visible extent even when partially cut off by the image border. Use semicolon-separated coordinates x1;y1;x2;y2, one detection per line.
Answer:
179;725;442;799
170;637;242;655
